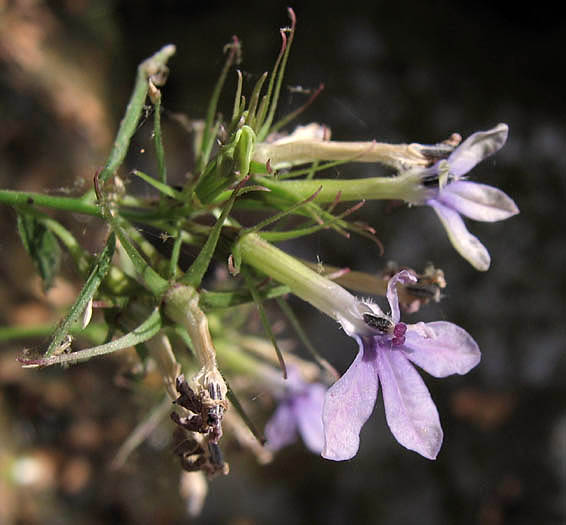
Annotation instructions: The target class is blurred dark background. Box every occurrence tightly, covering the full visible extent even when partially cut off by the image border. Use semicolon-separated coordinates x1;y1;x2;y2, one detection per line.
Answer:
1;1;564;524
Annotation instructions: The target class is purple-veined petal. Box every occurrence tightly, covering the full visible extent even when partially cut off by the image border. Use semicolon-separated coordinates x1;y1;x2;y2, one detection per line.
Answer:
295;383;326;454
322;337;380;461
402;321;481;377
377;348;443;459
448;123;508;177
439;181;519;222
428;200;491;271
386;270;417;323
265;402;298;451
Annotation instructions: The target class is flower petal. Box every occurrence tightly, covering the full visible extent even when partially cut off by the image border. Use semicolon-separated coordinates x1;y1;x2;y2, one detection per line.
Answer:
439;181;519;222
428;200;491;271
322;337;379;461
265;402;298;451
377;349;443;459
448;123;508;177
402;321;481;377
295;383;326;453
386;270;417;323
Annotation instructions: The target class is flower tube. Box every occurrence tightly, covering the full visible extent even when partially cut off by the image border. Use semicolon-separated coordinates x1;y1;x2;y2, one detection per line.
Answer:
238;235;480;459
258;124;518;270
322;270;480;460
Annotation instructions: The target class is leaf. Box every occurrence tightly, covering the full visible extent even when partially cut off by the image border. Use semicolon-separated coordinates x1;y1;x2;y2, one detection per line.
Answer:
131;170;183;200
180;176;248;288
199;283;290;310
45;232;116;357
242;269;287;379
225;379;265;445
17;212;62;291
20;307;162;367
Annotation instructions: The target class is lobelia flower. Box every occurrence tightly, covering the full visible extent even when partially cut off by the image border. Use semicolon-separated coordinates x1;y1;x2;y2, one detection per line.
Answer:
265;367;326;454
322;270;481;461
412;123;519;271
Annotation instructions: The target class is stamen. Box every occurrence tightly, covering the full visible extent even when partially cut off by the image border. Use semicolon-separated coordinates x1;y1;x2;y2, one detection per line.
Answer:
363;313;394;334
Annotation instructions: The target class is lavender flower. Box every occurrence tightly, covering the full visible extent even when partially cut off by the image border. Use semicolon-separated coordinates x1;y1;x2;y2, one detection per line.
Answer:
265;368;326;454
414;123;519;271
322;270;481;461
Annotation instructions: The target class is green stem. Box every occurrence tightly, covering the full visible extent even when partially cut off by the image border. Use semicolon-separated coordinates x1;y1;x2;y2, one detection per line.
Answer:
0;189;101;217
0;189;178;225
0;322;108;344
99;45;176;184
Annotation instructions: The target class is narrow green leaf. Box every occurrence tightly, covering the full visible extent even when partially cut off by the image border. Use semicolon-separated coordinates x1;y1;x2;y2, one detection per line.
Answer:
255;10;292;136
268;83;324;136
45;233;116;357
179;178;245;288
251;175;356;238
197;37;240;173
152;94;168;185
259;199;366;242
245;72;268;129
110;396;172;470
168;221;184;280
225;379;265;445
17;212;62;291
242;269;287;379
39;217;92;277
257;8;296;141
167;325;195;357
231;70;244;123
131;170;183;200
259;224;328;242
275;297;338;379
20;307;162;367
276;159;348;180
105;215;169;296
199;283;290;310
241;185;322;236
199;120;222;176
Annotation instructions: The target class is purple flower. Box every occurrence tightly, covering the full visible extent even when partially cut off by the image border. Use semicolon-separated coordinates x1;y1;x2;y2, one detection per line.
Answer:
265;369;326;454
416;123;519;271
322;270;481;461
